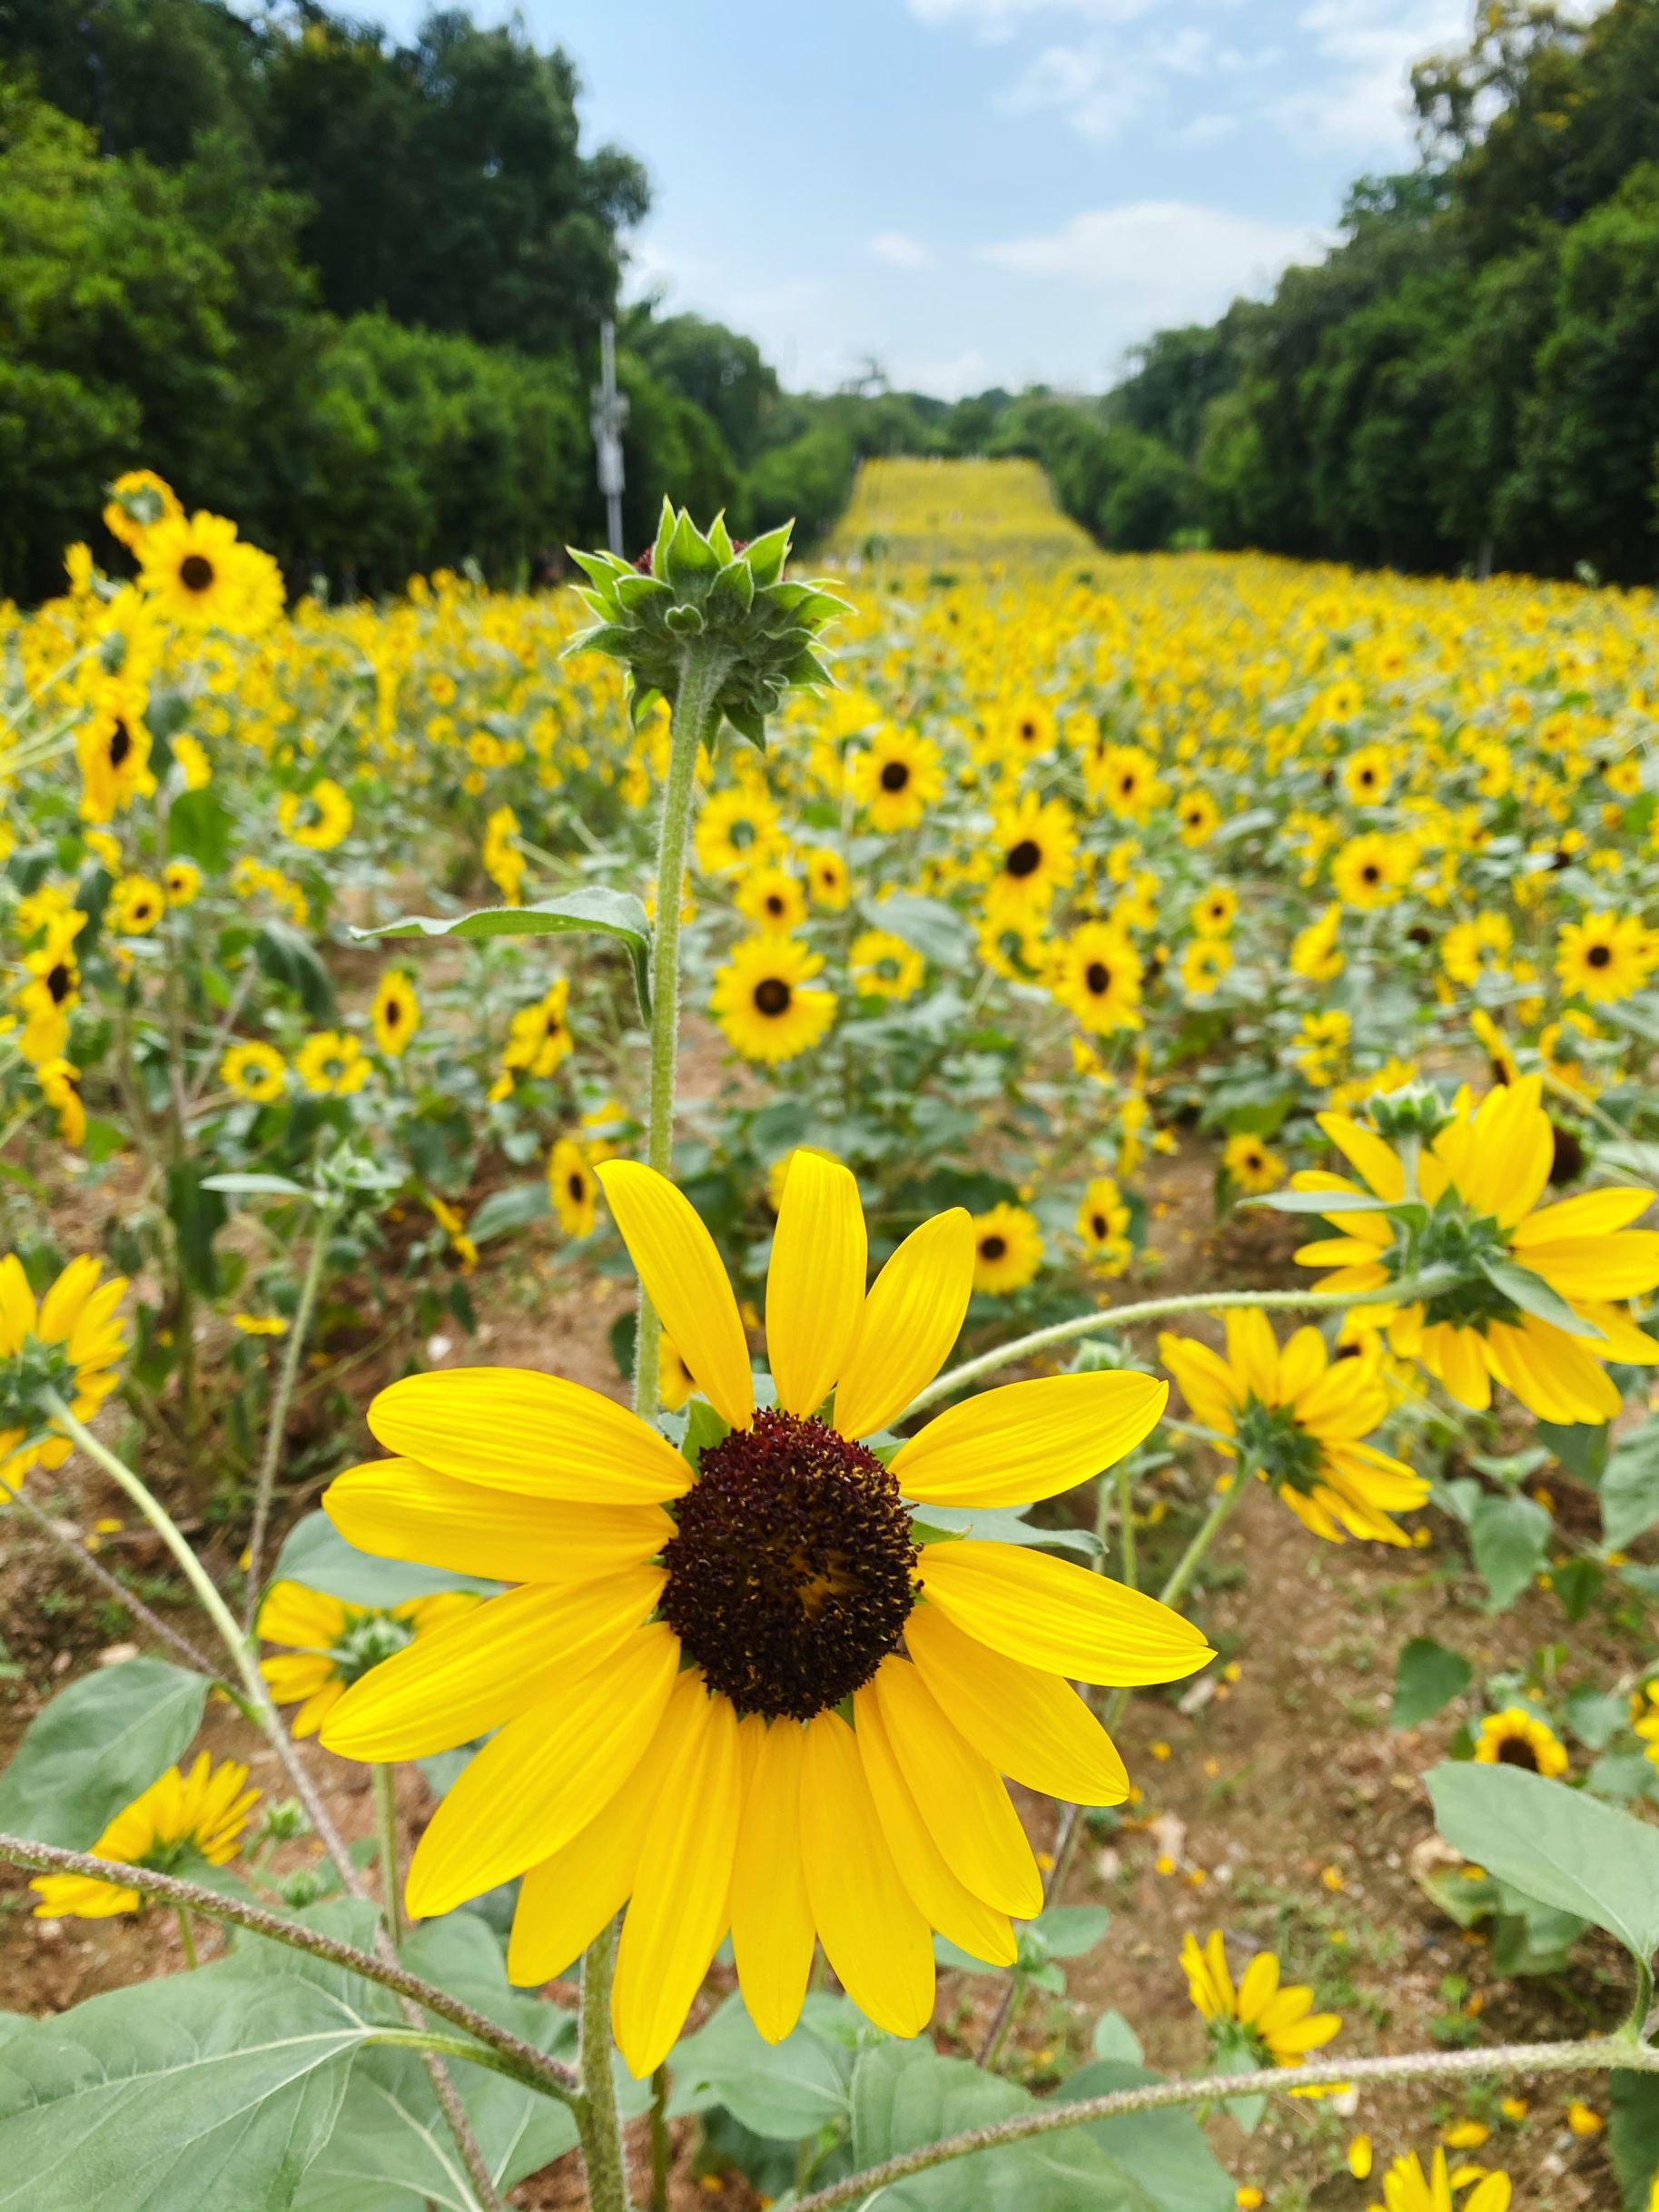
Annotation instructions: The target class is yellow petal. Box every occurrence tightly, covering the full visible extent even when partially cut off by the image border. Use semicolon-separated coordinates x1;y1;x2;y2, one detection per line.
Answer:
730;1719;817;2043
766;1150;867;1418
324;1457;671;1585
799;1709;934;2039
1514;1231;1659;1302
893;1369;1168;1506
905;1601;1130;1805
870;1655;1041;1916
257;1578;349;1649
1235;1949;1279;2024
854;1681;1015;1965
1222;1308;1279;1403
613;1683;743;2076
321;1568;664;1760
918;1540;1212;1686
596;1161;755;1429
405;1620;679;1916
0;1255;38;1356
38;1255;102;1344
834;1210;974;1438
368;1368;690;1503
1315;1113;1404;1200
1276;1326;1328;1402
1511;1188;1653;1245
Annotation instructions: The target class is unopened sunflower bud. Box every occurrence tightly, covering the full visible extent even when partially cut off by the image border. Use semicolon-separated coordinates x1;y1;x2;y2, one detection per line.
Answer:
1368;1080;1452;1141
565;501;850;748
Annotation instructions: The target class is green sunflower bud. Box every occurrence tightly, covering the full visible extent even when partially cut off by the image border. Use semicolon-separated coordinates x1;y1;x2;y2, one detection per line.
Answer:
564;501;851;749
1368;1081;1453;1141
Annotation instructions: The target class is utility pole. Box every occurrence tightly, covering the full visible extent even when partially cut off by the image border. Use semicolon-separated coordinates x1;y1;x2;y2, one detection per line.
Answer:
591;319;628;557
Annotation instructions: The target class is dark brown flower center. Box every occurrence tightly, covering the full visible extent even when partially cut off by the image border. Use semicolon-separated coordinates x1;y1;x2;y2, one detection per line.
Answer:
1090;1212;1107;1239
46;963;72;1003
179;554;214;594
568;1171;587;1201
1586;943;1612;968
980;1234;1007;1261
753;977;792;1017
1005;837;1042;879
662;1409;919;1720
108;720;133;767
1085;960;1111;994
1496;1735;1539;1771
880;759;910;792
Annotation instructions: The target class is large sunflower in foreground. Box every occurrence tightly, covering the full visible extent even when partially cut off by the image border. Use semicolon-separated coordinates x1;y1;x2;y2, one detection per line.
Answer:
320;1152;1208;2075
1291;1074;1659;1424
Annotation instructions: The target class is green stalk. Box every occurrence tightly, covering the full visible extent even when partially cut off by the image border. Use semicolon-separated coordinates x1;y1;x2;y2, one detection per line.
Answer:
1156;1463;1252;1615
176;1905;199;1969
576;1919;633;2212
374;1761;403;1949
242;1198;341;1629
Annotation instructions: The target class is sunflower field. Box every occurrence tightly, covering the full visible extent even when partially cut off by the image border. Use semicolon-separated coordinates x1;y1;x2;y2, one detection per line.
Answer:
0;462;1657;2212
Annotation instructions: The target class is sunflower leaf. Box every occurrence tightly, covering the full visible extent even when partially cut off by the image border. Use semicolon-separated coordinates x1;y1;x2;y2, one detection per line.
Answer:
1468;1491;1552;1610
1600;1414;1659;1550
353;890;652;1022
0;1657;208;1850
1476;1255;1605;1339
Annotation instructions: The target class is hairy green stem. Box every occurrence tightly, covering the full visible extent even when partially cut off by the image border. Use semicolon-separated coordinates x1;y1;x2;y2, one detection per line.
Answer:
577;1918;634;2212
374;1761;403;1949
242;1199;341;1628
649;2063;671;2212
176;1904;199;1969
791;2038;1659;2212
0;1833;578;2102
1157;1462;1252;1615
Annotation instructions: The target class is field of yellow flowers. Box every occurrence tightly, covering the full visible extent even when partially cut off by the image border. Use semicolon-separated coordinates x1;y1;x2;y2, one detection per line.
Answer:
0;463;1657;2212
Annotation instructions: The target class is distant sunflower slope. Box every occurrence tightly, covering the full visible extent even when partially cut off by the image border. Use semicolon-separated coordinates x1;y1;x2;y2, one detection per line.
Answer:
825;458;1096;568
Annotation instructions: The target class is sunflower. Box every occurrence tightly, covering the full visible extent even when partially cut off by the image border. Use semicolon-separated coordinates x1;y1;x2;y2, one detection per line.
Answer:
993;698;1055;762
1289;1074;1659;1424
1052;923;1142;1035
163;858;202;905
279;778;353;853
295;1030;372;1097
1555;911;1657;1003
736;864;807;933
1223;1132;1284;1194
1084;741;1159;821
259;1579;478;1737
803;846;851;909
1473;1706;1568;1776
711;933;836;1064
1341;743;1393;805
102;468;183;553
1180;938;1232;995
482;805;525;904
986;791;1076;925
494;982;573;1096
969;1201;1044;1295
35;1057;85;1147
15;908;84;1065
1180;1929;1342;2080
1441;913;1512;987
1076;1178;1131;1275
137;510;252;630
75;686;155;823
548;1137;598;1236
107;873;165;935
30;1753;259;1919
852;726;944;833
1290;903;1345;982
1331;832;1412;910
372;972;420;1058
851;928;925;1002
1176;788;1220;846
221;1040;286;1103
1293;1010;1350;1086
319;1152;1204;2072
1159;1311;1428;1545
1191;885;1238;938
1368;2148;1511;2212
696;785;784;874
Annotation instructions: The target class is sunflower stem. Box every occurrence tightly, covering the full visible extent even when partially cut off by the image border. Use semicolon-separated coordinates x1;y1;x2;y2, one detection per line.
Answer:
1157;1461;1252;1615
577;1918;635;2212
242;1198;341;1631
175;1904;199;1969
649;2063;671;2212
374;1761;403;1949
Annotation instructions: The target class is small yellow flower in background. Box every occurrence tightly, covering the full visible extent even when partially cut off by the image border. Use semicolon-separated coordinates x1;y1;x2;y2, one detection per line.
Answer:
1498;2096;1528;2121
427;1196;478;1274
1223;1131;1284;1194
0;1253;128;1492
1192;884;1239;938
548;1137;598;1238
295;1030;371;1097
657;1334;696;1412
30;1753;258;1917
75;688;155;823
493;981;573;1097
851;928;925;1002
371;971;420;1057
107;873;165;934
1150;1739;1171;1760
1442;2119;1490;2149
802;845;850;908
221;1039;286;1103
1320;1862;1345;1891
232;1313;290;1337
1555;910;1657;1002
103;467;182;551
736;864;808;933
711;933;836;1065
1374;2148;1510;2212
1180;1929;1342;2082
162;857;202;904
260;1580;478;1736
1473;1705;1568;1775
1181;937;1233;995
35;1057;85;1147
1052;921;1142;1035
1235;2189;1264;2210
851;726;945;831
173;731;212;790
1076;1177;1132;1276
138;509;280;633
1290;902;1345;981
482;803;526;904
279;777;352;852
1331;830;1413;909
1564;2098;1602;2137
969;1201;1043;1295
1348;2134;1373;2178
1177;787;1220;845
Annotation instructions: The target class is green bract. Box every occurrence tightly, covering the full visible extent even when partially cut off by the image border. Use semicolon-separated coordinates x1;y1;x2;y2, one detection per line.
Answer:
564;502;851;747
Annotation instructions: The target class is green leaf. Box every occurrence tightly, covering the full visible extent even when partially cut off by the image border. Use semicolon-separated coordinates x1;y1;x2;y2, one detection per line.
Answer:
1468;1491;1551;1610
1427;1760;1659;1964
1536;1419;1610;1484
1061;2060;1235;2212
1248;1186;1397;1214
468;1181;549;1243
354;889;652;1019
1028;1906;1111;1960
272;1511;499;1608
166;789;234;875
1091;2013;1143;2065
255;922;336;1020
1609;2069;1659;2211
850;2041;1147;2211
666;1991;855;2139
0;1658;208;1848
1601;1416;1659;1551
165;1159;227;1298
906;1505;1102;1559
681;1397;733;1470
201;1172;311;1200
0;1968;359;2210
1476;1255;1604;1339
874;894;975;971
1389;1637;1472;1729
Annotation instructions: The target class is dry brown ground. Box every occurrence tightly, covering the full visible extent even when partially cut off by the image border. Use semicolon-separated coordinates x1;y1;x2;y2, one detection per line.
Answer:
0;1132;1642;2210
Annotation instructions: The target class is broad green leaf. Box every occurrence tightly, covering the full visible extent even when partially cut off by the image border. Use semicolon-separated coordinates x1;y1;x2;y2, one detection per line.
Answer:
1091;2013;1143;2064
467;1180;548;1242
1389;1637;1471;1729
256;921;336;1020
1061;2059;1235;2212
1249;1186;1397;1215
1476;1255;1604;1339
272;1510;499;1607
908;1504;1102;1558
164;1159;227;1298
202;1172;311;1200
1427;1760;1659;1964
355;889;652;1019
850;2040;1147;2211
1601;1416;1659;1551
1467;1491;1551;1610
874;894;974;971
1536;1419;1610;1484
166;789;235;875
1609;2069;1659;2212
1028;1906;1111;1960
0;1969;359;2211
0;1658;208;1848
667;1991;855;2139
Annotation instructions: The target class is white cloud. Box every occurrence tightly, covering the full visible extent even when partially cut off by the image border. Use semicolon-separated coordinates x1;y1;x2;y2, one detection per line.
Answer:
908;0;1156;35
984;199;1327;360
1267;0;1467;153
884;346;993;398
869;230;932;269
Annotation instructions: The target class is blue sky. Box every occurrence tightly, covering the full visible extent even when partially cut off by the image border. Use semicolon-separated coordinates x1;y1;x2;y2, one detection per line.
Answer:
359;0;1474;395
